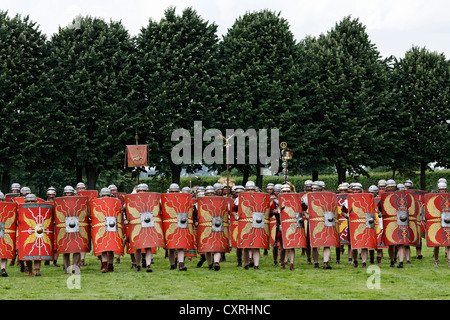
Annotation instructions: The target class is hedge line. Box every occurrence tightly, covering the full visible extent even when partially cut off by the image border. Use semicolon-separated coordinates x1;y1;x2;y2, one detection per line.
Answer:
138;170;450;193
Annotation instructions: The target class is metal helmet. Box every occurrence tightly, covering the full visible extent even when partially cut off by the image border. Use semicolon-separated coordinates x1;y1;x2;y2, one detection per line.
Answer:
274;184;282;192
168;183;180;192
63;185;75;195
438;182;447;190
386;179;396;188
304;180;313;187
100;187;111;196
108;184;118;191
377;179;387;187
266;183;274;189
197;192;205;197
338;183;348;191
136;183;148;191
205;186;215;194
352;183;363;190
181;186;191;194
311;181;321;190
213;183;223;190
368;185;379;193
76;182;86;189
11;183;20;191
47;186;56;195
404;180;413;187
281;184;291;192
235;185;245;193
25;194;37;202
20;187;31;195
197;186;205;193
397;184;405;190
438;178;447;184
245;181;256;190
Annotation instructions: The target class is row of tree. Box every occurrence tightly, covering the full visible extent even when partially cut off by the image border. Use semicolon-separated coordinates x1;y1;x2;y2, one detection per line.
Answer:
0;7;448;194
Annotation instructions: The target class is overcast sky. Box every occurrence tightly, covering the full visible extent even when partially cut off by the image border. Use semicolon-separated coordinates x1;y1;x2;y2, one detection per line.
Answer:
2;0;449;58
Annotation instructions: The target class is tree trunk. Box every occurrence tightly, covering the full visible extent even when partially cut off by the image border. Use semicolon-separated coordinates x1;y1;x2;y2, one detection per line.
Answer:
1;171;11;194
76;165;83;184
420;161;427;191
336;163;346;184
255;163;263;190
170;161;181;185
85;163;101;190
242;166;250;187
312;170;319;182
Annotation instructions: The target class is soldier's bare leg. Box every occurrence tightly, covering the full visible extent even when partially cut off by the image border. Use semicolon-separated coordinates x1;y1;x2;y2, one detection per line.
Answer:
1;259;8;277
252;248;260;270
434;247;440;267
323;247;332;269
213;252;221;271
397;245;405;268
144;248;153;272
312;247;320;268
178;250;187;271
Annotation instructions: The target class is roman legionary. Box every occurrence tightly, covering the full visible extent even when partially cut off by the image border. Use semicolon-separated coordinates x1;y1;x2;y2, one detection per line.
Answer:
425;182;450;268
342;184;377;268
91;187;124;273
235;181;271;270
380;180;419;268
54;186;90;274
0;192;18;277
303;182;340;269
18;194;54;276
125;183;164;272
278;184;307;270
197;193;230;271
162;183;194;271
46;187;60;268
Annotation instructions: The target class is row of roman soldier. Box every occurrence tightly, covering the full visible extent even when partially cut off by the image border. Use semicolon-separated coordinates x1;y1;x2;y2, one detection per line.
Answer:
1;180;450;277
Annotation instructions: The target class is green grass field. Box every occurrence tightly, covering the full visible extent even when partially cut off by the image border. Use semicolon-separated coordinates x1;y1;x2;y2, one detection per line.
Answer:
1;245;449;300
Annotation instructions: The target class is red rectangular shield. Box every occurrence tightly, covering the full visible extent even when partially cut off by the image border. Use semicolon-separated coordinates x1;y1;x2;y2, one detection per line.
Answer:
161;193;194;250
77;190;99;201
237;192;271;249
125;192;165;250
279;193;307;249
424;193;450;247
0;202;18;259
307;191;340;248
54;196;90;254
90;197;124;255
127;145;148;167
18;203;54;260
347;193;377;249
381;191;419;246
197;196;230;253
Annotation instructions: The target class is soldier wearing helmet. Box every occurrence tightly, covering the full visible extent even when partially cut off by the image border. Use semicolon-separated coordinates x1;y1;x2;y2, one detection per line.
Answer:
63;186;75;196
377;180;387;192
46;187;60;268
303;180;313;192
404;180;413;190
266;183;275;195
46;187;57;202
10;183;20;194
76;182;86;192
